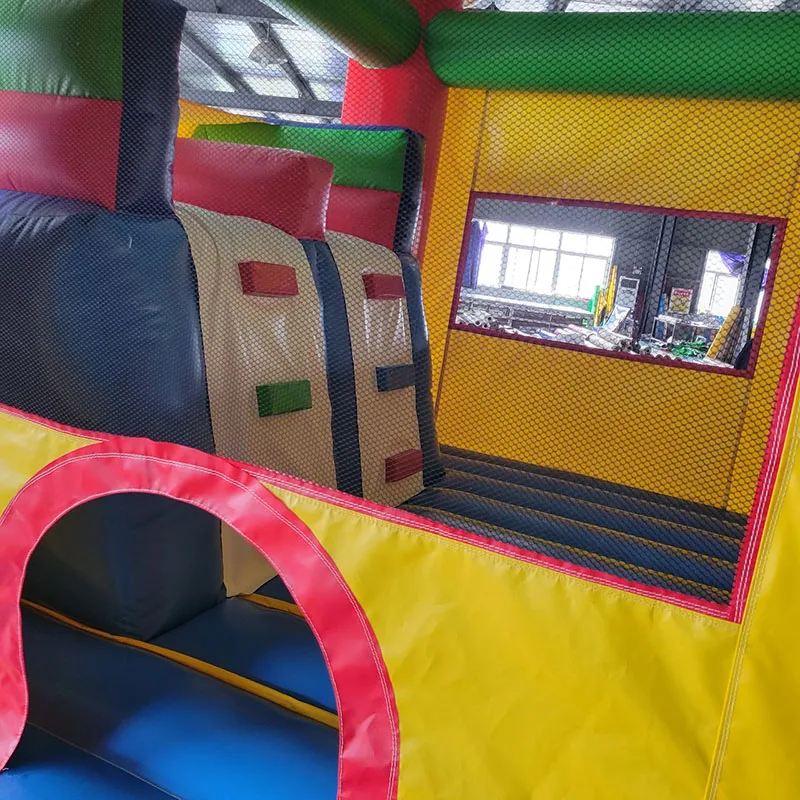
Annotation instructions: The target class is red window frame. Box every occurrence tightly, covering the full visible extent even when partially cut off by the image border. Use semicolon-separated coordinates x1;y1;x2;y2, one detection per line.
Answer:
449;192;787;380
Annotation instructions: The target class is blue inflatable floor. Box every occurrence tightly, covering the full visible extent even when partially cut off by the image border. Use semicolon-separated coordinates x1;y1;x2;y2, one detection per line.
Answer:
154;596;336;713
402;447;747;605
247;445;750;716
3;726;174;800
258;575;296;603
14;608;338;800
188;441;752;738
256;448;747;607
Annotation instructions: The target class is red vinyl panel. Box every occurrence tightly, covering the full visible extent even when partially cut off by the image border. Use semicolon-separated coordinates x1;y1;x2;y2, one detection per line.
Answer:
363;273;406;300
340;0;459;258
0;91;122;209
0;428;399;797
173;138;333;241
385;449;424;483
327;184;401;250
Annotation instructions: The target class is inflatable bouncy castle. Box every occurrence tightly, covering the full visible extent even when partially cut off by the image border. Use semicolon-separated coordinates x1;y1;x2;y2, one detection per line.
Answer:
3;1;800;798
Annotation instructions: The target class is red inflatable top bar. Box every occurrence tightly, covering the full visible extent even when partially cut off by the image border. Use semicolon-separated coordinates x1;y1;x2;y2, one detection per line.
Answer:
173;138;333;241
0;92;122;210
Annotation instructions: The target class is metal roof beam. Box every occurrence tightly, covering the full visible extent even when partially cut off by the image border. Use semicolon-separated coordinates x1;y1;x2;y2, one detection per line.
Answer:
180;87;342;117
181;30;255;95
266;0;421;68
247;21;316;100
178;0;294;25
653;0;705;9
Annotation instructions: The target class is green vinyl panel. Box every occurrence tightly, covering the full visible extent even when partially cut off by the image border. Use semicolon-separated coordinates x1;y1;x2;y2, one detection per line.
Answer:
425;11;800;101
0;0;123;99
193;122;410;193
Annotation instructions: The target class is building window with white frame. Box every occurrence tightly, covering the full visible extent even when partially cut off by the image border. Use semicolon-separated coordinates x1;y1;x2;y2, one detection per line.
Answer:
696;250;742;318
476;221;615;301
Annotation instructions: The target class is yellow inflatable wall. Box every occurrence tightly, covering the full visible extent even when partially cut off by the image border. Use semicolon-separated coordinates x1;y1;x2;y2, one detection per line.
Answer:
424;90;800;515
2;387;800;796
68;93;796;798
177;99;254;138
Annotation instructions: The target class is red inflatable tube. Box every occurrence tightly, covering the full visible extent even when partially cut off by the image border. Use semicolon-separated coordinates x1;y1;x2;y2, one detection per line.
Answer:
0;412;399;799
173;138;333;242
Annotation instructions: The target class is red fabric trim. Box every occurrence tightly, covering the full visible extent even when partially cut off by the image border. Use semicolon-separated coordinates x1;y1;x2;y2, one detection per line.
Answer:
0;401;733;623
0;436;398;799
363;273;406;300
468;190;787;227
239;262;299;297
0;402;745;621
246;460;731;620
327;185;401;250
173;138;333;241
0;404;739;628
385;449;424;483
0;91;121;209
451;191;788;379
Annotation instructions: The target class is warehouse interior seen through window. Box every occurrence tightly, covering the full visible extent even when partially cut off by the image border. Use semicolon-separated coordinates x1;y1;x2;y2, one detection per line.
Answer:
454;196;778;372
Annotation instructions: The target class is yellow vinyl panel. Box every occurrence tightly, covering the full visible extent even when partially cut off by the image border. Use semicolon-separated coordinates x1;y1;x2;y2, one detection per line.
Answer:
475;93;800;218
421;89;485;391
426;89;800;508
267;481;739;800
707;393;800;798
177;99;256;139
438;330;751;507
0;411;94;514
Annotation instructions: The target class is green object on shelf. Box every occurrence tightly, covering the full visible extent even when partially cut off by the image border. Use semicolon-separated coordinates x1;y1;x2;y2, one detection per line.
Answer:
670;338;710;359
256;381;313;417
426;11;800;100
587;286;601;313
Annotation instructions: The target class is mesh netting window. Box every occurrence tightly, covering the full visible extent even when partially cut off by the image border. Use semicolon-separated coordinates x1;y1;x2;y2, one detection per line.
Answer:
453;195;778;374
3;0;800;633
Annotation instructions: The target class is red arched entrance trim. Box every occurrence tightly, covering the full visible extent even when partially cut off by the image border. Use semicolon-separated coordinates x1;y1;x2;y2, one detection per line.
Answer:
0;433;399;800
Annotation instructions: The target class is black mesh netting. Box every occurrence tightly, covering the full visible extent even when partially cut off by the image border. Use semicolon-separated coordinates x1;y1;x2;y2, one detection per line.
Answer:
3;0;799;627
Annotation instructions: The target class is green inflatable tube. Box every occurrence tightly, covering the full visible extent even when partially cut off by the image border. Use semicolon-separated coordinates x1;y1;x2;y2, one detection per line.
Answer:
268;0;421;69
193;122;410;192
426;11;800;101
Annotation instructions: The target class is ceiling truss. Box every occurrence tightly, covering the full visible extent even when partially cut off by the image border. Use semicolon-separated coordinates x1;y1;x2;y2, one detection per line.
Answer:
177;0;343;120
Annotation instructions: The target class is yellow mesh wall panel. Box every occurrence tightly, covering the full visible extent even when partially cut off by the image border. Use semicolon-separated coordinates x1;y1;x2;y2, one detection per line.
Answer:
437;330;751;507
708;392;800;797
426;89;800;512
726;218;800;514
422;89;486;393
475;93;800;217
